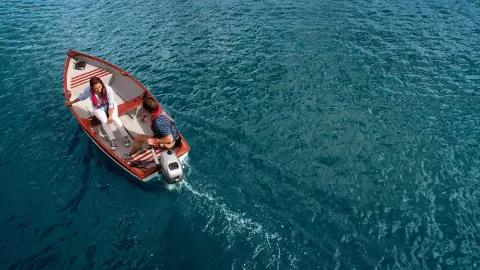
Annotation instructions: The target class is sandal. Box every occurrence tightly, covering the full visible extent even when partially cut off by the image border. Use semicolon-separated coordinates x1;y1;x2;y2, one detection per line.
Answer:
124;136;131;147
110;139;117;151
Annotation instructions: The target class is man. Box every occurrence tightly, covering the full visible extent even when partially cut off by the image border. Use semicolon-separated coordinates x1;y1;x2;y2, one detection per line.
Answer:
128;96;180;156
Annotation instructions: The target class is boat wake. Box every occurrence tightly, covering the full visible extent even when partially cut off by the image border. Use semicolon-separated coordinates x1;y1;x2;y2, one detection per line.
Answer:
174;160;300;269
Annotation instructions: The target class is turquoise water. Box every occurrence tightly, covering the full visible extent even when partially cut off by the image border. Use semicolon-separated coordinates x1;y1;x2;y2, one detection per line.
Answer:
1;0;480;269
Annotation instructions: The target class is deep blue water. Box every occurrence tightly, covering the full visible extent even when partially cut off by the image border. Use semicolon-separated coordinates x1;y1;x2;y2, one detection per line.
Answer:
1;0;480;269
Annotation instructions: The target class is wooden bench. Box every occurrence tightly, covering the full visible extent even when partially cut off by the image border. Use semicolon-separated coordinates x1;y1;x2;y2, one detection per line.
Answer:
80;95;143;128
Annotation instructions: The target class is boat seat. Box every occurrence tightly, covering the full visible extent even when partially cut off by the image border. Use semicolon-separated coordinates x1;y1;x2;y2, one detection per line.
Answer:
119;109;153;139
126;148;161;168
79;96;144;129
70;67;113;89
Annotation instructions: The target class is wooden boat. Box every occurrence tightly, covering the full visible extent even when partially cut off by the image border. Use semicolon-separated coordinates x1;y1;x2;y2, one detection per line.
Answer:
63;49;190;183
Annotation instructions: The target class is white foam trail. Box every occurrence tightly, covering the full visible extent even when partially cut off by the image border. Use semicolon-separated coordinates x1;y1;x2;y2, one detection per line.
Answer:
176;159;301;268
183;180;266;234
165;182;181;191
180;179;298;268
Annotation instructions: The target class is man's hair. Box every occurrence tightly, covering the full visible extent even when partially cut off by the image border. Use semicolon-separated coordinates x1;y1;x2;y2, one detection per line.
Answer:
142;96;159;113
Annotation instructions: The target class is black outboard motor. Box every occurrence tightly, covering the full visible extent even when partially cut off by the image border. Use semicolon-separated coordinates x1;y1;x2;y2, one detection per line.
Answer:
151;149;184;184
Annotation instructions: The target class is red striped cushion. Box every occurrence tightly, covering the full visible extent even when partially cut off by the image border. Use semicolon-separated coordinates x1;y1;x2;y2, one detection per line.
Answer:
128;148;162;165
71;68;112;88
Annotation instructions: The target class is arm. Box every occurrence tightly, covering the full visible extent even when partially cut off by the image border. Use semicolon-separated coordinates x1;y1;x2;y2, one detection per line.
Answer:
107;107;114;123
65;87;90;106
106;86;116;123
106;86;117;109
65;98;79;106
147;135;174;146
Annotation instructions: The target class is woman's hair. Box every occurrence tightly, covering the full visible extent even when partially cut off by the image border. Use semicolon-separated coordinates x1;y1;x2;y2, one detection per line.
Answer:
89;77;107;101
142;96;159;113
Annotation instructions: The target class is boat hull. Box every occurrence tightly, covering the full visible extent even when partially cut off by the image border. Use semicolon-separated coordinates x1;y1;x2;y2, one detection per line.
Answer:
63;49;190;183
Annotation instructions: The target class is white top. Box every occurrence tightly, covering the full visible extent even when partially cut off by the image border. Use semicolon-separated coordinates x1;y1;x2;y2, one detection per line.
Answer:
77;85;116;109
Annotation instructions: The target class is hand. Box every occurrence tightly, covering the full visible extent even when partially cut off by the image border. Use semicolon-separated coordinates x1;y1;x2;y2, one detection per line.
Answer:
141;113;148;123
147;138;156;146
65;100;73;106
108;116;113;124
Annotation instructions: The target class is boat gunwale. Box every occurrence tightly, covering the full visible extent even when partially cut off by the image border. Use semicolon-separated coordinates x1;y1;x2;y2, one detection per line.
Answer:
63;49;190;182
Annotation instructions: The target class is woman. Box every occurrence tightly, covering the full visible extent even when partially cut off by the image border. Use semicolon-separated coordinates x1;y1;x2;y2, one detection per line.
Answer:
65;76;131;151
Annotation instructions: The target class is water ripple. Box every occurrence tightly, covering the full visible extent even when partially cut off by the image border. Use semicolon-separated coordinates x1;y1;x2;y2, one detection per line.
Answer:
1;0;480;269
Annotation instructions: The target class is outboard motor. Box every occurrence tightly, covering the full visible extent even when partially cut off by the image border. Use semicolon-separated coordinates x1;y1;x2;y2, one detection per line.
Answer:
151;149;184;184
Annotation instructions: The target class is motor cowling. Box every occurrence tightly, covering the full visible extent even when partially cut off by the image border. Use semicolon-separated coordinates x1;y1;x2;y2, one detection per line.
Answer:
160;150;184;184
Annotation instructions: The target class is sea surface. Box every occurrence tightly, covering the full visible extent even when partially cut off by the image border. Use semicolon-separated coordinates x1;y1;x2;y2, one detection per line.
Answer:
1;0;480;269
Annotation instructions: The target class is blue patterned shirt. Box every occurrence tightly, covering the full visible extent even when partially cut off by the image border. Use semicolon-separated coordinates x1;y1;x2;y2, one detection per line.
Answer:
152;113;179;141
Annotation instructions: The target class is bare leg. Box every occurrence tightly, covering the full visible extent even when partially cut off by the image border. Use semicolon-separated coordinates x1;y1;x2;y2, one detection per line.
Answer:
129;134;152;156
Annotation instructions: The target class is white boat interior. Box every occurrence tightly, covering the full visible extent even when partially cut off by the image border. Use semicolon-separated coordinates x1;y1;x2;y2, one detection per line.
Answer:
66;55;157;163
